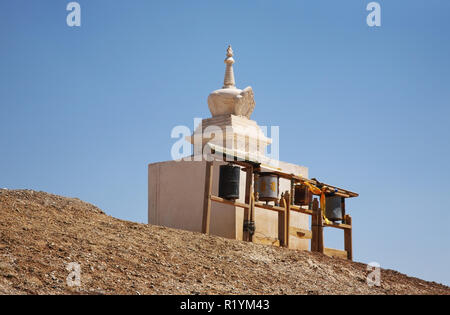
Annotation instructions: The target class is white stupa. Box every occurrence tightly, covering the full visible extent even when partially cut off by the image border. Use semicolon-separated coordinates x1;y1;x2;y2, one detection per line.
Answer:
149;46;309;251
189;45;272;159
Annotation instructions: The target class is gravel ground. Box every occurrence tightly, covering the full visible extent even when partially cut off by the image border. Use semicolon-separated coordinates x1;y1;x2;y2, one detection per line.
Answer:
0;189;448;295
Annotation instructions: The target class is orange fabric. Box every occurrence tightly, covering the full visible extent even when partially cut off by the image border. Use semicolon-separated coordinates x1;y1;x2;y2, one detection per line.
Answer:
302;182;331;224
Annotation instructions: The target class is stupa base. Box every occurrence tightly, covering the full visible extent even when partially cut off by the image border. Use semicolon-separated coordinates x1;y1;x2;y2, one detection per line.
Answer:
148;158;310;250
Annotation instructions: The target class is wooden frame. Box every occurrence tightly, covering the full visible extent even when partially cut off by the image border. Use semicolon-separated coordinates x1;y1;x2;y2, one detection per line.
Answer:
201;159;355;261
201;161;214;234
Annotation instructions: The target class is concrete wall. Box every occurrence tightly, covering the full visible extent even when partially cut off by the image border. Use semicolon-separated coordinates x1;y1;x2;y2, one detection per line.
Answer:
148;159;236;239
148;159;310;250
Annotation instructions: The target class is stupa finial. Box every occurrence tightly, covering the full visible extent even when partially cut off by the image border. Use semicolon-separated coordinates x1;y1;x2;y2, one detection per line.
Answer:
223;45;236;89
226;45;234;58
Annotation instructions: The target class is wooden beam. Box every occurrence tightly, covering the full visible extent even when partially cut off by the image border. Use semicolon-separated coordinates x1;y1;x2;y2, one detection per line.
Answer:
329;191;351;198
201;161;214;234
231;160;255;169
324;248;348;260
289;227;312;239
344;215;353;261
254;202;285;213
290;205;313;216
254;165;359;198
212;194;293;216
324;222;352;230
210;195;250;209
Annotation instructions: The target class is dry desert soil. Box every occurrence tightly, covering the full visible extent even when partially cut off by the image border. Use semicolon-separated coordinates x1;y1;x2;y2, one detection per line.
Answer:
0;189;448;295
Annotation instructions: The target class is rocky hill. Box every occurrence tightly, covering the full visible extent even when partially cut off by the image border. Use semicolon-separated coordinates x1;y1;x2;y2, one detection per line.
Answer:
0;189;448;295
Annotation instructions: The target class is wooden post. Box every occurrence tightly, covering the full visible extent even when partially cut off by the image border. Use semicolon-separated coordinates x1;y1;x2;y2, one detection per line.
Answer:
278;193;286;247
317;201;324;254
344;215;353;261
311;198;319;252
243;166;253;242
249;191;255;243
311;197;324;254
201;161;214;234
278;213;285;247
285;191;291;248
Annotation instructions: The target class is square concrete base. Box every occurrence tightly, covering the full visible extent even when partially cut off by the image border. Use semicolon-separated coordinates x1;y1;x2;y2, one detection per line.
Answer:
148;159;309;250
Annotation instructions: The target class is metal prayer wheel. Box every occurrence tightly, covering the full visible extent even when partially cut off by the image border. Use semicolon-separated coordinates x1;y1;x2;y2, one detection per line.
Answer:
294;184;313;206
325;195;343;222
218;164;240;200
255;173;279;202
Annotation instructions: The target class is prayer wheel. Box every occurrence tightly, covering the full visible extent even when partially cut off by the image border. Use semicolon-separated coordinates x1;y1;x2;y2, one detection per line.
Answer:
218;164;240;200
255;173;279;202
294;184;313;206
325;196;343;222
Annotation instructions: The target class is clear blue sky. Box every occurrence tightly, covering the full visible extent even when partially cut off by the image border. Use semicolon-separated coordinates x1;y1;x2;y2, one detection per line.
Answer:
1;1;449;286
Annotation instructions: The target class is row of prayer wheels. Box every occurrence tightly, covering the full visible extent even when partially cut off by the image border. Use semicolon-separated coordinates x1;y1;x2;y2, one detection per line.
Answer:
218;164;343;222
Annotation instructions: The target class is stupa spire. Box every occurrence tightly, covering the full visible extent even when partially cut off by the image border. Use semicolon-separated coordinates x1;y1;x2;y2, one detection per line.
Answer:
223;45;236;89
208;45;256;118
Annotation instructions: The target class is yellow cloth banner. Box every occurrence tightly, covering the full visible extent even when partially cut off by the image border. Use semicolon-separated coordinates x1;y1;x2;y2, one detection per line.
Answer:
303;182;331;225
